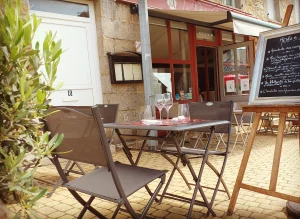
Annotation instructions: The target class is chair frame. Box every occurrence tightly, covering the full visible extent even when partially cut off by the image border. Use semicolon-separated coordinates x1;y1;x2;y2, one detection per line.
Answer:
117;101;233;217
46;105;119;198
49;106;166;219
159;101;233;218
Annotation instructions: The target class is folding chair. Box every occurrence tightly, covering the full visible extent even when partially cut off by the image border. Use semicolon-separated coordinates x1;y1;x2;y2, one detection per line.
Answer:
232;112;254;151
160;101;233;217
46;105;119;197
46;106;167;219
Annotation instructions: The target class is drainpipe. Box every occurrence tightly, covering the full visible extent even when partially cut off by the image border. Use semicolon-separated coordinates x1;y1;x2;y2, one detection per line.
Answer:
138;0;157;149
138;0;153;105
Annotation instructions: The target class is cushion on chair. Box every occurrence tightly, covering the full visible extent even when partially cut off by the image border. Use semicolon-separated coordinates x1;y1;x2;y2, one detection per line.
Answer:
64;161;167;202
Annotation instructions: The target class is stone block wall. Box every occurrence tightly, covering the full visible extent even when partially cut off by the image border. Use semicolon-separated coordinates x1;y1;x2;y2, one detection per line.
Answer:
94;0;144;124
210;0;296;24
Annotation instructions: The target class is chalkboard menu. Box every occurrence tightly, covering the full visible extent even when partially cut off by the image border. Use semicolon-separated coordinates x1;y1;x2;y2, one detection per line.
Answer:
259;33;300;97
249;24;300;105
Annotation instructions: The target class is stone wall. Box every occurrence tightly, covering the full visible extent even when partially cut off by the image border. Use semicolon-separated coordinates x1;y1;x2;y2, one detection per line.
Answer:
93;0;297;128
210;0;296;24
0;0;29;15
94;0;144;123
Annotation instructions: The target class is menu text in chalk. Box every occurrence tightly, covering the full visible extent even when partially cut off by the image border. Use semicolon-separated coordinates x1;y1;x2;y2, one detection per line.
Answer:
249;24;300;105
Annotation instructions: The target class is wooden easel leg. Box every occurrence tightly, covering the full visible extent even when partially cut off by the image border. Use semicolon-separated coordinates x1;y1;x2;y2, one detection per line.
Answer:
269;112;286;191
227;113;261;215
298;113;300;152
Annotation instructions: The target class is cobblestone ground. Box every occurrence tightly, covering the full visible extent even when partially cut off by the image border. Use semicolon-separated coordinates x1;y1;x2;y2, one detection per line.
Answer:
7;134;300;219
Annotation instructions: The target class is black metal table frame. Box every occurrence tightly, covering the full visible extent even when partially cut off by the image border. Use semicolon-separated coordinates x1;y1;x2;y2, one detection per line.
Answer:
104;120;230;218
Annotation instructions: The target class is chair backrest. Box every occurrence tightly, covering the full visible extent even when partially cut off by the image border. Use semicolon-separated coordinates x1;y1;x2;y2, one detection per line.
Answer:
51;106;93;116
189;101;233;134
96;104;119;123
46;107;109;167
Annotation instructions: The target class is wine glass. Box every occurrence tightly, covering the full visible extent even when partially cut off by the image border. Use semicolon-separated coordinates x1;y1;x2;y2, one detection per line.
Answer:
178;104;190;123
155;94;164;120
163;93;173;121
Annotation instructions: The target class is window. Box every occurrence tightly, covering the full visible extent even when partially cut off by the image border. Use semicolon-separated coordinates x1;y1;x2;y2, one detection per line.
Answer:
222;0;244;9
149;18;193;101
170;21;190;60
149;17;169;59
29;0;89;18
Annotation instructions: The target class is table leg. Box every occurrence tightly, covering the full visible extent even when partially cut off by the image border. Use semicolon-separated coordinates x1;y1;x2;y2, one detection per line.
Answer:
134;130;150;165
187;127;216;218
269;112;286;191
115;129;135;165
227;112;261;215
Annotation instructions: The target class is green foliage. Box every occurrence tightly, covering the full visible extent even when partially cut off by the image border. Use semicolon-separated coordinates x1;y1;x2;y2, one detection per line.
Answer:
0;0;64;217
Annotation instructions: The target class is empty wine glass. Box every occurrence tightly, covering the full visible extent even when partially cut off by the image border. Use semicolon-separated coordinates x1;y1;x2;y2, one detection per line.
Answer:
163;93;173;121
155;94;164;120
178;104;190;123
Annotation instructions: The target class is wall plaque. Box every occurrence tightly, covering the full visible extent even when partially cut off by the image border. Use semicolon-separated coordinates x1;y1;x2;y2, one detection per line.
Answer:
249;24;300;105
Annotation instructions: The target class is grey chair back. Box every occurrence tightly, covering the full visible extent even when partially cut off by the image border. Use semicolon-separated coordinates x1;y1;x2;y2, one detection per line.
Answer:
46;107;109;167
189;101;233;134
96;104;119;123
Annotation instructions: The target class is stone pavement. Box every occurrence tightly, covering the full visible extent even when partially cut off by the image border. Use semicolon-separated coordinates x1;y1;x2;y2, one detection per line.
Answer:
7;134;300;219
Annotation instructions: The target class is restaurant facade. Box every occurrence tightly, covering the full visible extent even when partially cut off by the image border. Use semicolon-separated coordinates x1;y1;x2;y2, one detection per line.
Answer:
21;0;298;120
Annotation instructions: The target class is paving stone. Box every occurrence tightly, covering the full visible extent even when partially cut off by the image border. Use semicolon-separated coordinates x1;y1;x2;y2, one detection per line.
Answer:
235;209;252;217
47;211;65;218
6;135;298;219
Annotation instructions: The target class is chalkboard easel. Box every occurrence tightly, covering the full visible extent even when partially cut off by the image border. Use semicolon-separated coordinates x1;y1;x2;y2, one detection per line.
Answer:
227;5;300;215
227;105;300;215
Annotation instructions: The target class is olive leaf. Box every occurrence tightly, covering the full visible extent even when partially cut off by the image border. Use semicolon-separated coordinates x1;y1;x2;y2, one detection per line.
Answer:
0;0;64;218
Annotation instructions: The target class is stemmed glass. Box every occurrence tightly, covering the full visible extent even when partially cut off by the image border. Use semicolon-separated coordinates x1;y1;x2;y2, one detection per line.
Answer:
163;93;173;121
155;94;164;120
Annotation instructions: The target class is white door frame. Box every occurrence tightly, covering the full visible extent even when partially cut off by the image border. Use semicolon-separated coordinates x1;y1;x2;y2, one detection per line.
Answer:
29;0;103;104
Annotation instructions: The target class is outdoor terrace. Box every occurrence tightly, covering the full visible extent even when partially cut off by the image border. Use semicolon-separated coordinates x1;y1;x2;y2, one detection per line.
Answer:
7;134;300;219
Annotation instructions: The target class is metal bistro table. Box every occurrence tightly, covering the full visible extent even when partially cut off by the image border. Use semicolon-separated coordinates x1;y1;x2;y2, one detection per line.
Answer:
104;119;230;217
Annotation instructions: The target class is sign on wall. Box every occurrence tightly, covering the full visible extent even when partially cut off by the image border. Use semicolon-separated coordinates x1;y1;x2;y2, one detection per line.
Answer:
249;24;300;105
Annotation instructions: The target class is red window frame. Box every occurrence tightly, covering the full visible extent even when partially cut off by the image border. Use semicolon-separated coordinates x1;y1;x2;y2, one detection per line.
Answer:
152;21;195;103
151;19;250;103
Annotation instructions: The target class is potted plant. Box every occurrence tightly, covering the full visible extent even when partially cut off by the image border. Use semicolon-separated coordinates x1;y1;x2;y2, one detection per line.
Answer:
0;0;64;218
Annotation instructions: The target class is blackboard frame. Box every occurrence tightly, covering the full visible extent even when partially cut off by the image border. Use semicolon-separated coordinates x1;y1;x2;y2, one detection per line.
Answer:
249;24;300;105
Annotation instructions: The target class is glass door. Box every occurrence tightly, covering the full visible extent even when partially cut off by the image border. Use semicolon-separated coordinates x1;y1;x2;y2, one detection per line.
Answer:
196;46;218;101
218;41;254;102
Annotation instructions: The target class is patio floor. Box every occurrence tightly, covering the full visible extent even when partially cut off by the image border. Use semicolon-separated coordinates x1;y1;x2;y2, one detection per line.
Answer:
7;134;300;219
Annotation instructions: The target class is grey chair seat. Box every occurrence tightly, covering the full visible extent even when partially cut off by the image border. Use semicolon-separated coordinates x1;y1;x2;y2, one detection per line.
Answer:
161;146;226;156
65;161;167;202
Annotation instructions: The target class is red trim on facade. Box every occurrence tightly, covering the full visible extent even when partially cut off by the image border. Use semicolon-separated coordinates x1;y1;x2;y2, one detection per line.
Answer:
189;24;199;102
204;47;209;101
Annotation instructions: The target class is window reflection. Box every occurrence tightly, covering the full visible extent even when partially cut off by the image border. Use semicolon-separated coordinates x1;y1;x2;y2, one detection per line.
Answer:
152;64;171;94
170;21;190;60
30;0;89;18
149;18;169;59
223;49;235;72
174;64;192;100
